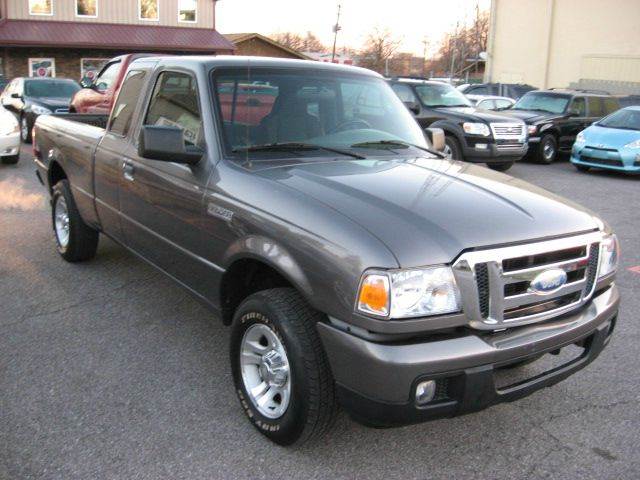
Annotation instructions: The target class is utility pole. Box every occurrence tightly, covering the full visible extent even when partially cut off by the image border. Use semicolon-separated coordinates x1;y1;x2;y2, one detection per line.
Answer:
422;37;429;77
331;4;342;63
449;21;459;80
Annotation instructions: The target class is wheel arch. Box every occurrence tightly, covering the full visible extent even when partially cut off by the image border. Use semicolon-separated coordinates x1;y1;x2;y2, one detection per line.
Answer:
48;158;68;194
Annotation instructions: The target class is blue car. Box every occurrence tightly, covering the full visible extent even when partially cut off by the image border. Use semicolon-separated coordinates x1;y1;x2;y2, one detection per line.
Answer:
571;106;640;173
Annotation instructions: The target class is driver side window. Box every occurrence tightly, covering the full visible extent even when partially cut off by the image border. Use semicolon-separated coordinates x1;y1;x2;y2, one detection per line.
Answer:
569;97;586;116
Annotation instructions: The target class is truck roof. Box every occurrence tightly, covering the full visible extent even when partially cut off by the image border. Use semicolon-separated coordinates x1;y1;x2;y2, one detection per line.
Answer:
129;55;382;78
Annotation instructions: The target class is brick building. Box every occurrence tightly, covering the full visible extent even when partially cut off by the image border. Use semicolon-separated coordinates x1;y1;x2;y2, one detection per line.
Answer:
0;0;235;81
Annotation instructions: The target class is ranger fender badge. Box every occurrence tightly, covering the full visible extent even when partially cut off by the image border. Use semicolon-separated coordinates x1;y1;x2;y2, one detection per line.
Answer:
207;203;234;222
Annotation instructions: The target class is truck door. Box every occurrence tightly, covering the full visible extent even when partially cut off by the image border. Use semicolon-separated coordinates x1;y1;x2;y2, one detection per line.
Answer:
93;69;148;243
118;70;217;299
559;96;587;150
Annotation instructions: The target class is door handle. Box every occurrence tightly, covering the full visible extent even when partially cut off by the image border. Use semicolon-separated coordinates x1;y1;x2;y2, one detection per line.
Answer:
122;160;135;182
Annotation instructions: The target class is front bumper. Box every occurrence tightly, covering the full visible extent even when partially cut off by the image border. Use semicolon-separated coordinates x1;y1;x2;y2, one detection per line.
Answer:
0;132;20;157
571;145;640;173
462;138;528;163
318;285;619;427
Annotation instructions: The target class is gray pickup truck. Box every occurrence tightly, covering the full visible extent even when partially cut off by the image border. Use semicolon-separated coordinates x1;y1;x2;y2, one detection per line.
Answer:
33;56;620;446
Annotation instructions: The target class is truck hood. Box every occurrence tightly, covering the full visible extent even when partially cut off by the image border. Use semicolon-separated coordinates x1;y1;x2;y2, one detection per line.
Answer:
258;157;600;267
501;109;565;124
434;106;519;123
582;124;640;149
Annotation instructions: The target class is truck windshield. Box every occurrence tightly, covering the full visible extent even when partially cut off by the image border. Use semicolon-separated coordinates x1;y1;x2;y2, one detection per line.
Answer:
212;68;429;158
513;93;570;114
413;83;472;108
597;108;640;131
25;80;80;98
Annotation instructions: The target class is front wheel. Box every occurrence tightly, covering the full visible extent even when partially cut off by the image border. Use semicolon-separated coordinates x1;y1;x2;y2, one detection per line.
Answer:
230;288;337;445
52;180;99;262
1;154;19;165
443;135;463;160
20;115;32;144
536;134;557;164
487;161;514;172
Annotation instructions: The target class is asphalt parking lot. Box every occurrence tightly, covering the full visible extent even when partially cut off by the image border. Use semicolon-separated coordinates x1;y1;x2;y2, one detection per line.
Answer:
1;144;639;480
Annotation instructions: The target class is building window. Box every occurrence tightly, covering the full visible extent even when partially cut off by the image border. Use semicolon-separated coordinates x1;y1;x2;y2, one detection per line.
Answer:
29;58;56;77
76;0;98;17
139;0;159;21
29;0;53;15
178;0;196;23
81;58;109;82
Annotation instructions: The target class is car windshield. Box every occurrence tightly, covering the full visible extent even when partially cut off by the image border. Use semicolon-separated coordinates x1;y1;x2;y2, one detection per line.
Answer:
413;83;472;108
25;80;80;98
597;108;640;131
212;68;429;158
513;93;569;114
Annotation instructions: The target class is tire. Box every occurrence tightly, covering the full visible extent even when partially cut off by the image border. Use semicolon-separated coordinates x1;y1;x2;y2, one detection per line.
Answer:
1;154;19;165
574;164;591;172
51;180;99;262
230;288;337;446
20;115;32;144
536;134;557;164
487;161;514;172
443;135;463;160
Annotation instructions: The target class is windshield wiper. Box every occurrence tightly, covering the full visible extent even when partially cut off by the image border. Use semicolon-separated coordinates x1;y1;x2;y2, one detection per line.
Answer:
350;140;442;157
232;142;365;159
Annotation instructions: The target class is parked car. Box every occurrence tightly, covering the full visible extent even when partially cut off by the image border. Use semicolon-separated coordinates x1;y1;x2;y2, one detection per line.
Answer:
388;78;527;171
70;54;156;114
502;90;621;164
571;106;640;174
0;77;80;143
458;82;536;100
466;94;516;111
34;56;619;446
0;106;20;164
0;76;8;95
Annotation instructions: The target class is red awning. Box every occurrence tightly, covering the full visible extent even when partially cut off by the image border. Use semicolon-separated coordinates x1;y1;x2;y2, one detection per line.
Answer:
0;19;236;53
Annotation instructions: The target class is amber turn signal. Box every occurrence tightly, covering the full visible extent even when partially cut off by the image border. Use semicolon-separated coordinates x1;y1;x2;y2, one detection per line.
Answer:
357;274;390;316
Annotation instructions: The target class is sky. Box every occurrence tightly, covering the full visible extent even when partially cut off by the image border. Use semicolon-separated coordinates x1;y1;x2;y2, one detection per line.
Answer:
216;0;491;57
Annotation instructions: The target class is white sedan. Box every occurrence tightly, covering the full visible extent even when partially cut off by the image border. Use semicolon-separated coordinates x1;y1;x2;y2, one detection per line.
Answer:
0;106;20;164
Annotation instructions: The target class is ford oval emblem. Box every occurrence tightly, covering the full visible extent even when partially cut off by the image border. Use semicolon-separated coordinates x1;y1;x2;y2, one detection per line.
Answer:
529;269;568;295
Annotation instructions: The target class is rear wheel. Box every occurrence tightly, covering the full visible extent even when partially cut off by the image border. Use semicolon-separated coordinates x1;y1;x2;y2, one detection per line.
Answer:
20;115;32;144
52;180;99;262
443;135;463;161
230;288;337;445
1;154;19;165
487;161;514;172
536;134;557;164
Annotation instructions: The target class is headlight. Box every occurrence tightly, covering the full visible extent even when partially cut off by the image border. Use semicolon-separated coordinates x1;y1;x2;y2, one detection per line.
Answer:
598;234;619;278
528;125;538;135
575;131;586;144
30;105;52;115
624;139;640;149
357;266;461;319
463;122;490;136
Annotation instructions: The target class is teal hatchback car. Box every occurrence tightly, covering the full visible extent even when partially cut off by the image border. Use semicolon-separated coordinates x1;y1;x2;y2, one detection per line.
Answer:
571;106;640;173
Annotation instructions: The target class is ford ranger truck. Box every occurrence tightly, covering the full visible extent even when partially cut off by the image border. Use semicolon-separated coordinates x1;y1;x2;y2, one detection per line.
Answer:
33;56;620;446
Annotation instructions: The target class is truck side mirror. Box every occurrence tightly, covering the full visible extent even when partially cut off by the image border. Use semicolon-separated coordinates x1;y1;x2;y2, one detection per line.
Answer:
403;100;420;115
138;125;202;165
11;92;21;99
425;127;446;152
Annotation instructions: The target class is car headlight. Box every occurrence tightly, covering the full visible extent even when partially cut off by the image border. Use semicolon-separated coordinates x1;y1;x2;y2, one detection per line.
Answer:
463;122;490;136
30;105;52;115
357;266;461;319
528;125;538;136
598;234;619;279
624;139;640;149
575;131;586;144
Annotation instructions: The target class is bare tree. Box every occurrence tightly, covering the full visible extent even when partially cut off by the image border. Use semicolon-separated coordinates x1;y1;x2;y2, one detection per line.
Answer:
358;28;402;74
270;31;326;53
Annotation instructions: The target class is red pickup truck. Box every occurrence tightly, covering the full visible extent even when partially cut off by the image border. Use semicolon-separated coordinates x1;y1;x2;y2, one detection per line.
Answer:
70;54;154;114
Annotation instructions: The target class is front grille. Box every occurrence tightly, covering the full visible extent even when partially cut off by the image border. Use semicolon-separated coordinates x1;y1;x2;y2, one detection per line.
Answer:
495;139;525;151
580;155;624;167
455;232;603;330
491;123;525;139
